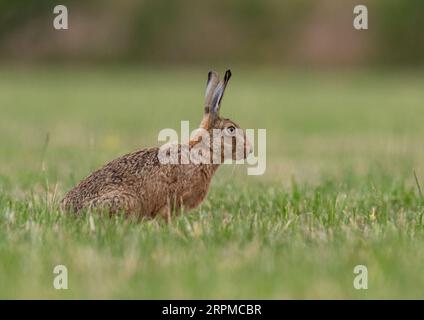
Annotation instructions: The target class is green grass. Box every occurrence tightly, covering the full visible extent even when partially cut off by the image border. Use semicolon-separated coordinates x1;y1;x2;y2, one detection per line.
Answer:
1;67;424;298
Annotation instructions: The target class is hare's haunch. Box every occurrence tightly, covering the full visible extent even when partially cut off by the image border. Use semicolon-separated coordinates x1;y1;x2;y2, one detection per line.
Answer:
61;70;251;218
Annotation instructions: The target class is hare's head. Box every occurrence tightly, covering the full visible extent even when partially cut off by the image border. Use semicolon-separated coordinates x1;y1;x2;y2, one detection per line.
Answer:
194;70;252;162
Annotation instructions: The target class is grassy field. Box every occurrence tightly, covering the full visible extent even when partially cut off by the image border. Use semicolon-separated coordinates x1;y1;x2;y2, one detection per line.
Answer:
1;67;424;299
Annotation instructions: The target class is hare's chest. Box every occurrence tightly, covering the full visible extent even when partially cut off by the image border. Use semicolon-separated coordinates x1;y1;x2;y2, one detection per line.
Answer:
180;184;210;209
178;171;213;209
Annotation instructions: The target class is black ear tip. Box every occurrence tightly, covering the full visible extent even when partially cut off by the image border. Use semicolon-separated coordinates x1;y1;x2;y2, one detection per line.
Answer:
224;69;232;81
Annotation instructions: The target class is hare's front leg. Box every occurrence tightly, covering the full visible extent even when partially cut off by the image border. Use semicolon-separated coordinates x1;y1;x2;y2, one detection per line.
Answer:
181;187;209;210
156;190;205;221
155;195;186;221
88;190;139;216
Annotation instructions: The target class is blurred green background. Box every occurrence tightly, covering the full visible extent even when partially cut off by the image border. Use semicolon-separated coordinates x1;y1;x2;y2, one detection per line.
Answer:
1;0;424;299
0;0;423;67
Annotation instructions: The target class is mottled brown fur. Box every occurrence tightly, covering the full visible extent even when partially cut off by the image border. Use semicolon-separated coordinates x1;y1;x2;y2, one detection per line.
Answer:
61;70;251;218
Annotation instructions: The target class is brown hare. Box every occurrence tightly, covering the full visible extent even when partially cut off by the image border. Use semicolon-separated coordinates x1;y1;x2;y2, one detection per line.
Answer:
61;69;252;218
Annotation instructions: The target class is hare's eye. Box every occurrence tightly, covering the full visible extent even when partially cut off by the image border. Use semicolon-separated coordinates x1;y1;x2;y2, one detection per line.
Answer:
226;126;236;136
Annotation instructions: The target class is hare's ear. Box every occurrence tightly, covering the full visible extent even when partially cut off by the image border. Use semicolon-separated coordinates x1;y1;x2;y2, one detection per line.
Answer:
211;69;232;117
204;71;219;114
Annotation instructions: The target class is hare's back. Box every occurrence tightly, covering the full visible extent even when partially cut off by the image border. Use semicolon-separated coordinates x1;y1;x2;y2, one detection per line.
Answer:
62;147;160;209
